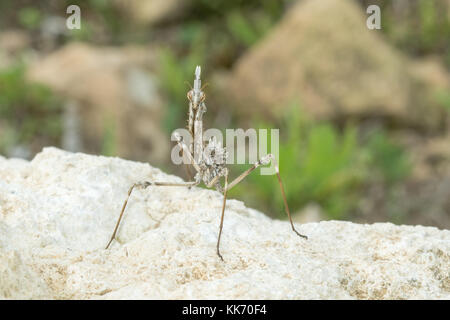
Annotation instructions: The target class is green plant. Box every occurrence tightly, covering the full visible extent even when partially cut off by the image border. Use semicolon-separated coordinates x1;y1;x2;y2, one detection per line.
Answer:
225;11;273;47
435;89;450;113
0;63;63;155
418;0;439;51
18;7;42;30
365;130;411;185
228;104;411;221
362;128;411;223
67;20;94;42
378;0;450;65
100;116;117;156
228;105;364;219
157;27;206;133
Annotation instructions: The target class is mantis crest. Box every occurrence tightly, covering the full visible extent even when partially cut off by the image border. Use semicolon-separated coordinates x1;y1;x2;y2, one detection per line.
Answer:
105;66;307;260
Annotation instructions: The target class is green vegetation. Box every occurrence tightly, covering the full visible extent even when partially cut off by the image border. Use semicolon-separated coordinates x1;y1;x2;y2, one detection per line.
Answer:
18;7;42;30
228;105;411;220
67;20;93;42
365;130;411;185
0;0;445;226
380;0;450;66
156;0;288;130
157;28;206;133
435;89;450;113
0;63;62;155
100;116;117;157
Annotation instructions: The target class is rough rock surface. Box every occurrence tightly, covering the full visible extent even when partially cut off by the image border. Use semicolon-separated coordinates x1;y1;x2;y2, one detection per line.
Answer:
0;148;449;299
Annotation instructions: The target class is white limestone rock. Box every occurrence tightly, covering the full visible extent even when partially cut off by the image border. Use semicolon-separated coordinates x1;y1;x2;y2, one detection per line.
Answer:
0;147;449;299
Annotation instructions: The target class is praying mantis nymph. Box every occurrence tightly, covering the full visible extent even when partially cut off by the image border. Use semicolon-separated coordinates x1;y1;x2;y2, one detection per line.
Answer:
105;66;307;261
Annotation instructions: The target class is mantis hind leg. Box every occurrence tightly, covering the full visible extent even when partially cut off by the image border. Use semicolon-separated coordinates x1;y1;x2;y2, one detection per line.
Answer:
105;180;199;249
226;154;308;241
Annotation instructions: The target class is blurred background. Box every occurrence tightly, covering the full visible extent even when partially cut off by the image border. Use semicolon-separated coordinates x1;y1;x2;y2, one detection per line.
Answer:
0;0;449;228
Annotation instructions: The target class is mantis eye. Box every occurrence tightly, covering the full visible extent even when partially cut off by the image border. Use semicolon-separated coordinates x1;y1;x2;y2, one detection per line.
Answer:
187;91;193;101
200;92;206;102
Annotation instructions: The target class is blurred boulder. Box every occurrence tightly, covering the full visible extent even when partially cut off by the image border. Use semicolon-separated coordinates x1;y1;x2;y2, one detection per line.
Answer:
0;29;31;68
293;203;326;224
225;0;450;131
112;0;187;25
26;42;169;163
410;135;450;181
0;29;30;54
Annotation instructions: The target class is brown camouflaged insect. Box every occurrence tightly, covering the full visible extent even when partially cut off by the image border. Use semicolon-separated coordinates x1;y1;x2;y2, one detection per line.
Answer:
105;66;307;260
